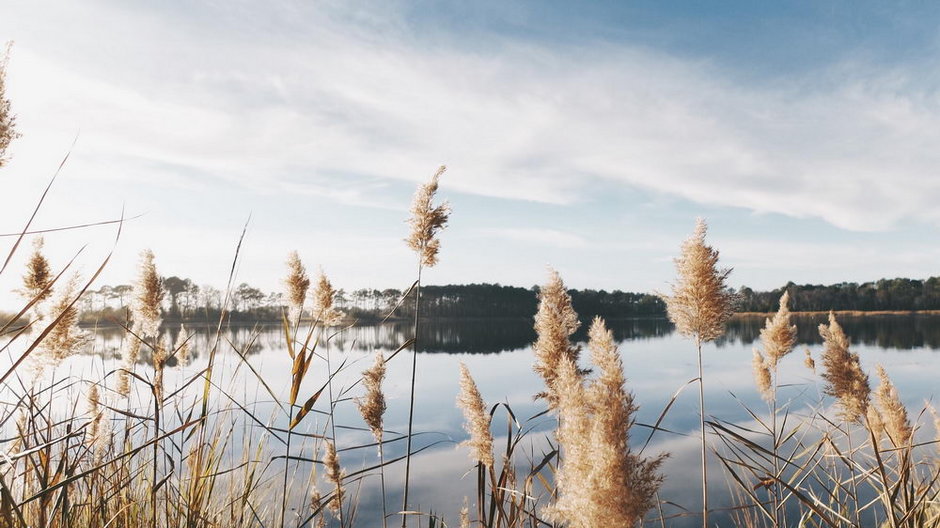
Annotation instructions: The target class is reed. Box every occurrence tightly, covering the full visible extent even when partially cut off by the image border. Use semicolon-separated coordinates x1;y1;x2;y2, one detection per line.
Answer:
660;218;736;528
401;165;449;528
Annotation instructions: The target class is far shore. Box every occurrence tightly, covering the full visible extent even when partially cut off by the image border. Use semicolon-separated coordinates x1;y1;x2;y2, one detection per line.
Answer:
733;310;940;317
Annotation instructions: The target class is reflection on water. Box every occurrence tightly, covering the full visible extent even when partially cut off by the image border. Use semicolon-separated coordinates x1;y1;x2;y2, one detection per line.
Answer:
90;314;940;363
72;314;940;527
719;313;940;350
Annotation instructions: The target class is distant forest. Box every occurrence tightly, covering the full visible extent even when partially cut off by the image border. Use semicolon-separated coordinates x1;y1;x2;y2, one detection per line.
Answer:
75;276;940;325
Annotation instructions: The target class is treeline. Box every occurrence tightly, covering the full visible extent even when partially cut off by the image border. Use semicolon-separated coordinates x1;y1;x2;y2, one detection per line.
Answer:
78;280;668;323
77;275;940;325
738;277;940;312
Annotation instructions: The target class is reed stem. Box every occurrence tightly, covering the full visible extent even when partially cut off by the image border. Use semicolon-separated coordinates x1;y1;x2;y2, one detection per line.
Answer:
401;264;423;528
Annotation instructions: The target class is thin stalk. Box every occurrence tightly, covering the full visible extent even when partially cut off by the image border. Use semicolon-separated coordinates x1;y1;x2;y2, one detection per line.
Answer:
697;338;708;528
401;264;423;528
324;334;345;528
845;419;861;527
152;362;161;528
379;444;388;528
771;365;781;528
281;396;295;527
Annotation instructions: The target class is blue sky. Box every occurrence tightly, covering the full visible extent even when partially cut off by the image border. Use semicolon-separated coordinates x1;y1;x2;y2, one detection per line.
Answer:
2;1;940;305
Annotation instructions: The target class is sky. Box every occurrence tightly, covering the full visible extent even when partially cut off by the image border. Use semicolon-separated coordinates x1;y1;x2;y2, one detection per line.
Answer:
3;0;940;306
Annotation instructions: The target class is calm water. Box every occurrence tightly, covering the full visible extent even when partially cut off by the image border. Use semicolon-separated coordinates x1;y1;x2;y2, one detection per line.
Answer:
16;314;940;526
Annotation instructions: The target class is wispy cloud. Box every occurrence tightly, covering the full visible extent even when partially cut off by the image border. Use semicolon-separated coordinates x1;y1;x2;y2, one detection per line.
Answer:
5;2;940;232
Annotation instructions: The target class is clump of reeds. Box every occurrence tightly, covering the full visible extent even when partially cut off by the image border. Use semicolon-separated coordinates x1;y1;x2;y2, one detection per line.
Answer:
0;41;18;167
456;363;494;467
547;316;664;527
819;311;870;422
532;268;582;407
803;347;815;372
660;218;736;528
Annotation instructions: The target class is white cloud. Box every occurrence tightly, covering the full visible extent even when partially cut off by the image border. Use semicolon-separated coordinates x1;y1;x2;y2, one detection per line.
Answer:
4;2;940;233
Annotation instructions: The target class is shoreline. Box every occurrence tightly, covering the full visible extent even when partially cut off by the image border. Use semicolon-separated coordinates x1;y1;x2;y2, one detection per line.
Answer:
733;309;940;317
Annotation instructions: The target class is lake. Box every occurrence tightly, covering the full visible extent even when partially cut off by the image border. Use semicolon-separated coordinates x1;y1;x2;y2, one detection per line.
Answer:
17;313;940;526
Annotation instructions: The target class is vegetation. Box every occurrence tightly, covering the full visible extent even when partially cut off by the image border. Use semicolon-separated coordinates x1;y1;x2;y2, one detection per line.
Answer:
4;46;940;528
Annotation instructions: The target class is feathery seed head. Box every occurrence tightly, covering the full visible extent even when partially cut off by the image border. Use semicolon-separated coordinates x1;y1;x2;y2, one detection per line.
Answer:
874;365;912;448
117;337;141;397
406;165;450;268
456;363;494;467
752;350;773;403
804;348;816;373
548;317;664;527
929;405;940;459
21;236;53;305
43;273;88;363
324;441;345;517
85;384;105;450
132;249;164;338
284;251;310;320
759;291;798;368
459;499;470;528
0;42;19;168
819;312;870;422
312;270;343;326
174;325;191;366
532;268;582;407
356;351;386;444
661;218;737;343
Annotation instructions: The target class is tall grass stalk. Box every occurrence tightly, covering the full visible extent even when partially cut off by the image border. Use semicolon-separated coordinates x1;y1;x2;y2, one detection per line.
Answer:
401;166;449;528
661;218;736;528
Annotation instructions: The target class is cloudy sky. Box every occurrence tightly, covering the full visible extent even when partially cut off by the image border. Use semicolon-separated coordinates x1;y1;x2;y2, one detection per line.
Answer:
2;0;940;305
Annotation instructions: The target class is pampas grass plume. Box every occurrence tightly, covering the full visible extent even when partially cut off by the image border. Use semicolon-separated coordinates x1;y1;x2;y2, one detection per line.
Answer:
456;363;494;467
43;273;88;363
532;268;582;407
357;351;386;444
312;270;343;326
133;249;164;338
21;237;52;305
284;251;310;321
324;441;345;517
406;165;450;268
819;312;870;422
759;291;797;369
752;350;773;402
661;218;736;344
874;365;912;449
